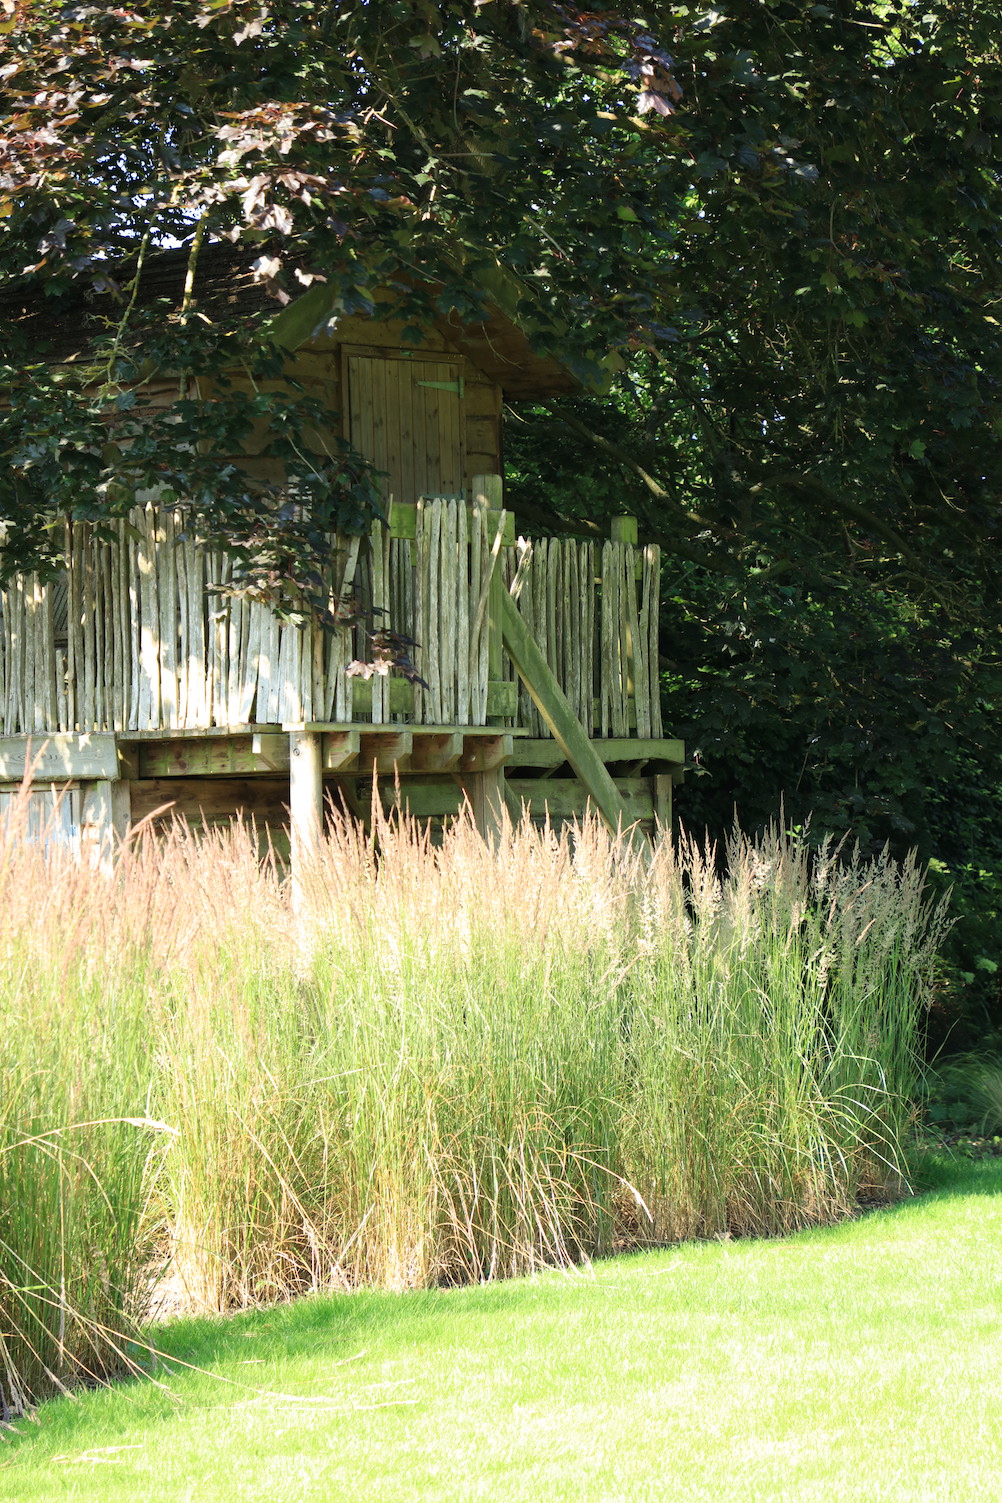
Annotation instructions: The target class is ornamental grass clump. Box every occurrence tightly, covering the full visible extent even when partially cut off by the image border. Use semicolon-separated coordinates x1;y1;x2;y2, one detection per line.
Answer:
0;788;166;1417
0;792;945;1412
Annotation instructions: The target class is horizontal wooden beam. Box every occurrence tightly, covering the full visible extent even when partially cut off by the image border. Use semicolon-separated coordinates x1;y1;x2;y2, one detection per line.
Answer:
0;733;120;782
508;737;685;769
384;776;659;824
283;723;529;736
137;734;290;778
128;776;290;828
387;781;464;819
117;724;283;741
506;778;655;824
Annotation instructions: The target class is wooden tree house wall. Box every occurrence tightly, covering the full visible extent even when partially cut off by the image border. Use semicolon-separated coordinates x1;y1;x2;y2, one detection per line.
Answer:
0;308;684;861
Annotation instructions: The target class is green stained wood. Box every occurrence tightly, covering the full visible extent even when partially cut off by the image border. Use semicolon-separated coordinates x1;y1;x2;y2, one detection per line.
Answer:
472;475;507;723
350;676;416;717
138;734;290;778
388;781;464;819
505;778;655;823
487;509;515;547
654;772;673;830
485;680;517;717
498;588;632;836
389;499;512;545
264;282;343;352
611;515;639;545
508;737;686;769
388;501;418;539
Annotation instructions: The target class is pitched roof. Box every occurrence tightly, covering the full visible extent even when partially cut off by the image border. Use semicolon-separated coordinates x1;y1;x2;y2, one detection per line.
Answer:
2;243;609;398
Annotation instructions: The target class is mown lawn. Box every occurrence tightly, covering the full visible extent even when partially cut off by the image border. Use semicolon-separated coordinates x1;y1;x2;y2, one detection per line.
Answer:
3;1155;1001;1503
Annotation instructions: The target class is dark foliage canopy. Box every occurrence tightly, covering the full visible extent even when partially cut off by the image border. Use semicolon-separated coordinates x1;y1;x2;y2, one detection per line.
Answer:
3;1;1002;1042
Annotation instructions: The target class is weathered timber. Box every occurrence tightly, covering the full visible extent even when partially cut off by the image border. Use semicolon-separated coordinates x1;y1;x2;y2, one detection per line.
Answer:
322;729;361;771
137;733;290;778
0;733;119;781
498;588;631;835
506;778;655;824
611;515;639;545
289;730;323;874
457;764;506;839
508;737;685;769
0;495;663;744
410;732;464;773
358;730;413;774
458;733;512;773
485;680;517;718
388;500;514;546
350;676;416;718
128;776;290;827
654;773;673;830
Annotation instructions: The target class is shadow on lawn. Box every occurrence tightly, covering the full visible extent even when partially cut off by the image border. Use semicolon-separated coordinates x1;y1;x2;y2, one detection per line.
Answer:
145;1153;1002;1374
900;1148;1002;1203
5;1150;1000;1469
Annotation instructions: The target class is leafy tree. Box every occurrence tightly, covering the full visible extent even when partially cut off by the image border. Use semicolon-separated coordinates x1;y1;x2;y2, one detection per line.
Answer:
504;1;1002;1051
0;0;690;606
3;1;1002;1041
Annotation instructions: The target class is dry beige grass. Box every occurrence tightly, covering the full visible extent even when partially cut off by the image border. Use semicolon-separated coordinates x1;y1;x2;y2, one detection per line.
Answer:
0;783;944;1411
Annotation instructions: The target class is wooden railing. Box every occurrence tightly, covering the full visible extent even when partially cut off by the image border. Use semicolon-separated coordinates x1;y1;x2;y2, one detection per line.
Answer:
0;494;662;739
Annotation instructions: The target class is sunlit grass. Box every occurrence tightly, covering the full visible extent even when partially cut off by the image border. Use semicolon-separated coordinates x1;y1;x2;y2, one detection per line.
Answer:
2;1156;999;1503
0;786;944;1413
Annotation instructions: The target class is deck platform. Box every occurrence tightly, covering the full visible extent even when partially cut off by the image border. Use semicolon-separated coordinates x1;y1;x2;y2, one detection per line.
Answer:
0;724;685;853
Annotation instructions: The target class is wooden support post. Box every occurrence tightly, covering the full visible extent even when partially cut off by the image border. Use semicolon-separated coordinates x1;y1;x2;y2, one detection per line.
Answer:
653;773;673;835
0;733;119;782
289;730;323;904
460;767;506;842
498;588;634;839
455;732;513;841
80;778;129;874
611;515;638;545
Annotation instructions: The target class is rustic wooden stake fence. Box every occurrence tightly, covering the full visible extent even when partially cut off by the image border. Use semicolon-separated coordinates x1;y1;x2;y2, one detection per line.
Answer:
0;486;661;740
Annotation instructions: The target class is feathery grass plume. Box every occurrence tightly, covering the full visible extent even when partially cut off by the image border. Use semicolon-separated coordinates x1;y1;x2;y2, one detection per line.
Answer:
0;779;164;1415
1;794;944;1409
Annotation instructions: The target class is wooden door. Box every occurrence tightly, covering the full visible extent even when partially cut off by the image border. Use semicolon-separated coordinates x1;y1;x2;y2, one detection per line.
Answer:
346;353;465;503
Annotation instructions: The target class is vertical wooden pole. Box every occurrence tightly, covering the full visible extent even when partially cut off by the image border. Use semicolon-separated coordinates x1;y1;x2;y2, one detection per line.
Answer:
289;730;323;908
610;516;638;546
472;474;505;724
653;773;673;836
80;777;130;876
459;767;505;843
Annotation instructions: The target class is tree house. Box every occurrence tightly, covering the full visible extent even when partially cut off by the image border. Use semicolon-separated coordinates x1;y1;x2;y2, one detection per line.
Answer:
0;252;684;860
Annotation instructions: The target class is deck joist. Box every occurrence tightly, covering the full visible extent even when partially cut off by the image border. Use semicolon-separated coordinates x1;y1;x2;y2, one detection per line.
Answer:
0;727;685;783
